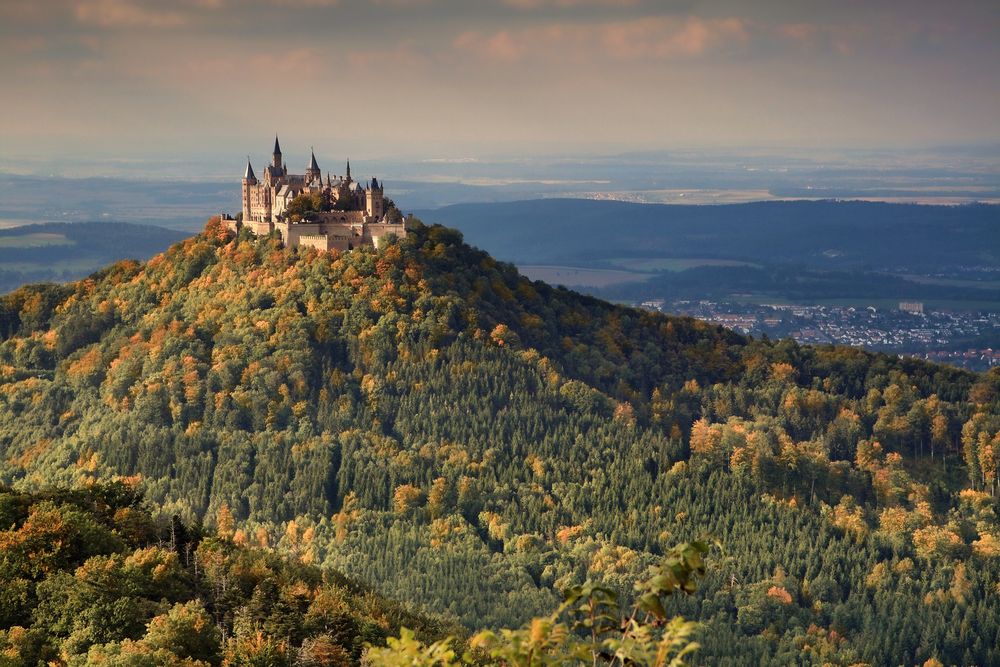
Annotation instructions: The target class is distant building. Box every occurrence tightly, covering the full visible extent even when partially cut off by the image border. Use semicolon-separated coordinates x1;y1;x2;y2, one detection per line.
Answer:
641;299;665;311
224;136;407;251
899;302;924;314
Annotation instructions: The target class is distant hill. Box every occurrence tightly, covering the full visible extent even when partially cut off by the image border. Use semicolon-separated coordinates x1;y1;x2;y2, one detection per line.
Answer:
0;173;236;232
418;199;1000;309
418;199;999;270
0;222;188;293
0;218;998;664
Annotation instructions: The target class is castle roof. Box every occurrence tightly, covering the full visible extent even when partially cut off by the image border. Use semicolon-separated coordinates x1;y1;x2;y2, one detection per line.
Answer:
308;150;320;172
244;159;256;181
273;135;282;155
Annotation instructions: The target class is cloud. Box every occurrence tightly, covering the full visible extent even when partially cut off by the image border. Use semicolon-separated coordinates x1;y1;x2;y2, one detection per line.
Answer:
74;0;188;28
502;0;642;7
4;36;48;55
453;30;523;62
600;16;748;59
770;21;875;57
123;47;326;86
368;0;433;6
263;0;341;6
776;22;819;45
348;42;429;69
453;15;749;63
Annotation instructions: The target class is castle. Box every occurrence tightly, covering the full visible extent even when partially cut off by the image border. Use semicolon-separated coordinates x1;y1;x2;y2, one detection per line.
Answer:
224;137;408;251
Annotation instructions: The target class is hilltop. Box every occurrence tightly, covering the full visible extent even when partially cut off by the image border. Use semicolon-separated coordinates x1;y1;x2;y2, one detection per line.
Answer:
0;218;998;664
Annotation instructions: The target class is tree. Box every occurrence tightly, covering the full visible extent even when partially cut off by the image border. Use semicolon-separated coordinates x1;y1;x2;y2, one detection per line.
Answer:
142;601;221;663
284;192;330;222
367;541;708;666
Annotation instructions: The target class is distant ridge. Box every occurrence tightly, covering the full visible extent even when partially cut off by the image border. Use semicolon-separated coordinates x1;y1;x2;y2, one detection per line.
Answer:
0;221;188;294
418;198;999;269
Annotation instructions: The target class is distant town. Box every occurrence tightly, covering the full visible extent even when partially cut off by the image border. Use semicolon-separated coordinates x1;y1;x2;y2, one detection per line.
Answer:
638;300;1000;371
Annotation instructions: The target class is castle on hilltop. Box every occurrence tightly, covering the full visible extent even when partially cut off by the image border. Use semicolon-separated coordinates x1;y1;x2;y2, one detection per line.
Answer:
224;136;408;251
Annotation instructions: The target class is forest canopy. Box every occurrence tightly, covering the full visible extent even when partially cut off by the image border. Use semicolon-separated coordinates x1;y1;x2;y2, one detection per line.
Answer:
0;218;997;665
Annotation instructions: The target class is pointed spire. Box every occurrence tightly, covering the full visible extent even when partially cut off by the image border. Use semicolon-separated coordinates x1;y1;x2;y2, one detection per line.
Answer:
346;159;351;180
244;157;256;181
271;135;283;169
308;148;320;172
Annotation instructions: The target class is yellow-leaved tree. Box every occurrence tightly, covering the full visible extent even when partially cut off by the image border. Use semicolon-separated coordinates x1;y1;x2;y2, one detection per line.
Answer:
362;541;708;667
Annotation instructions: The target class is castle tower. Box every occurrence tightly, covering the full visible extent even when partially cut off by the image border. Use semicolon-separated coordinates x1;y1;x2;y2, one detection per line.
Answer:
306;149;321;184
366;176;384;219
242;159;257;222
272;135;282;169
345;159;351;182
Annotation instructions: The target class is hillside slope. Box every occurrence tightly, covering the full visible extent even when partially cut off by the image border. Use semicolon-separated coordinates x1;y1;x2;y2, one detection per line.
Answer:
0;482;456;665
0;218;998;664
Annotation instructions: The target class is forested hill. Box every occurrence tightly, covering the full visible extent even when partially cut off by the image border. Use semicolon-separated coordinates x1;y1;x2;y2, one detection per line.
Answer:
1;218;999;664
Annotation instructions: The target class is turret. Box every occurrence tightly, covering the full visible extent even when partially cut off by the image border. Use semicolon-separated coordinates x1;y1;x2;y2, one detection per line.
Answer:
242;158;257;222
345;159;351;182
306;149;321;183
272;135;282;169
365;174;384;219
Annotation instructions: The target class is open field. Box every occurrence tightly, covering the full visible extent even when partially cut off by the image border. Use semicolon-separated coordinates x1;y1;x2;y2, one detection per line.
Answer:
0;222;189;294
608;257;761;272
892;274;1000;291
0;258;103;274
0;232;75;249
0;219;37;229
519;265;650;288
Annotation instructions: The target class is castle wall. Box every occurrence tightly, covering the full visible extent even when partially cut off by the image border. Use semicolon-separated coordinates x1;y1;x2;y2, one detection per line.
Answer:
368;222;407;249
298;235;335;252
250;220;274;236
316;211;368;226
274;221;318;247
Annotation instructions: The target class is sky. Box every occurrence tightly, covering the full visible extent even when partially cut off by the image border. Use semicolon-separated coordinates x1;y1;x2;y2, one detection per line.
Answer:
1;0;999;165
